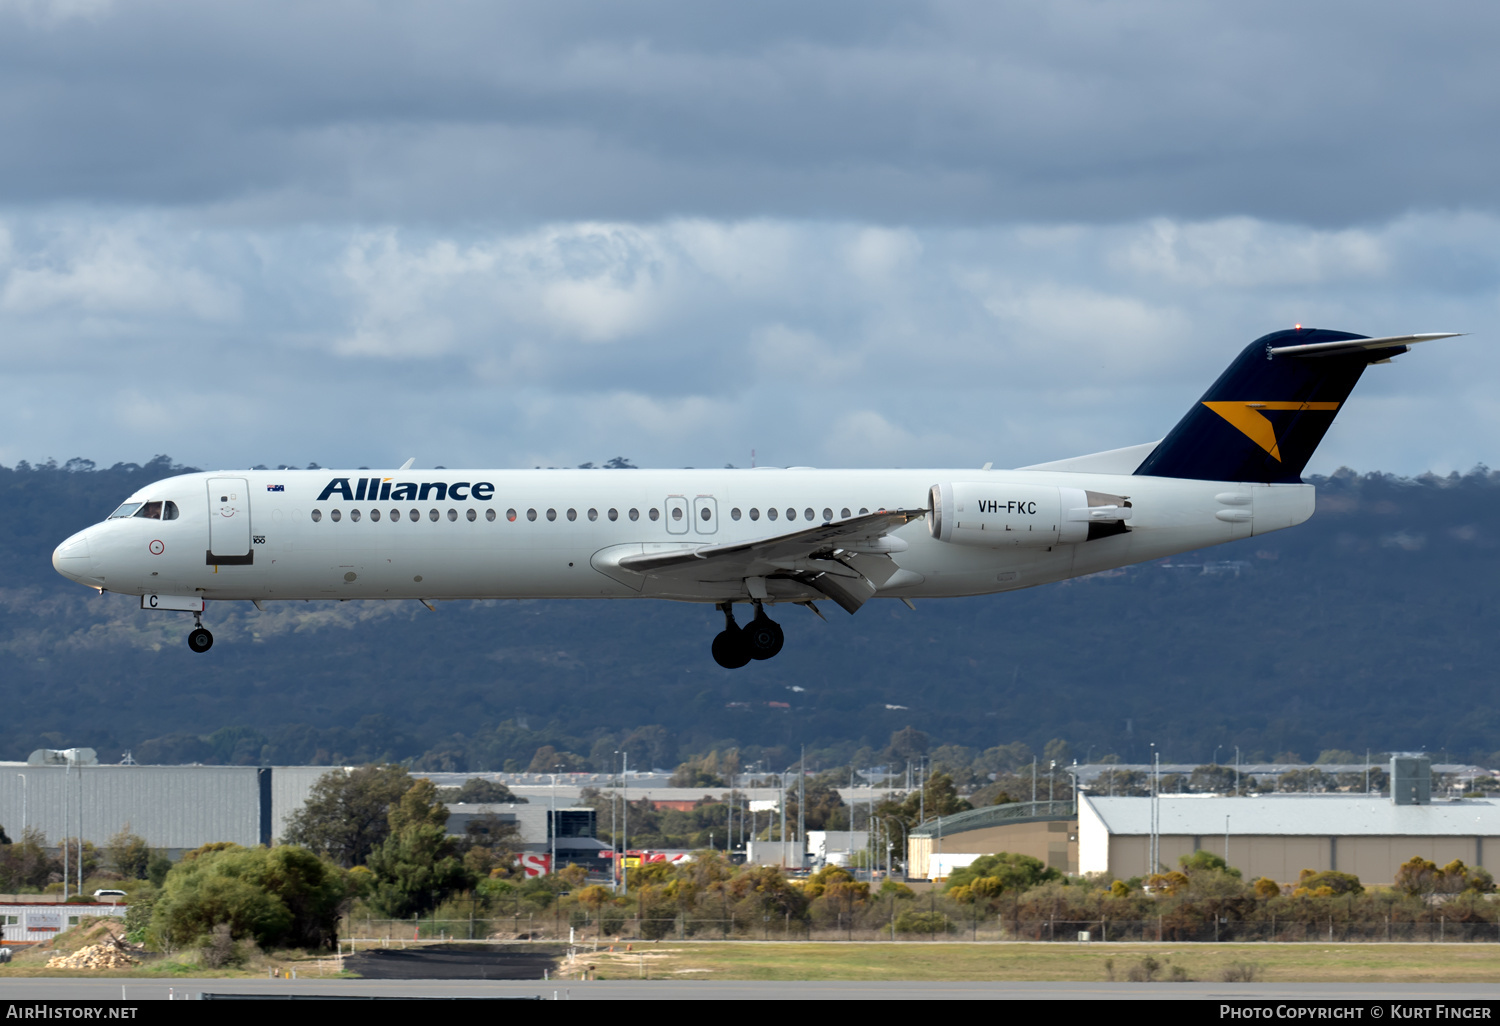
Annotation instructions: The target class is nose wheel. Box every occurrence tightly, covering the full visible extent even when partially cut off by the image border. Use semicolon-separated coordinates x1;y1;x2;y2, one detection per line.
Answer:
188;613;214;653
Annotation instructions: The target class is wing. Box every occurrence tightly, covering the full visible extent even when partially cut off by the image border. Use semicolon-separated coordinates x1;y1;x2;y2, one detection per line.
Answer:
602;509;927;614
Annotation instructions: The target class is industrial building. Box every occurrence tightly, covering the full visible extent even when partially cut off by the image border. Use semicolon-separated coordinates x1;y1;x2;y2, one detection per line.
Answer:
0;761;604;867
0;762;331;855
908;757;1497;887
445;803;606;867
908;801;1078;879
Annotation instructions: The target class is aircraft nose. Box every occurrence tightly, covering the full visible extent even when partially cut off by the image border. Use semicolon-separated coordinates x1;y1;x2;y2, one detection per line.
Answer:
53;530;104;588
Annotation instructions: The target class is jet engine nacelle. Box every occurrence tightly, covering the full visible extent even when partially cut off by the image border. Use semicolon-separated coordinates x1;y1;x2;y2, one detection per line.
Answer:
927;482;1132;548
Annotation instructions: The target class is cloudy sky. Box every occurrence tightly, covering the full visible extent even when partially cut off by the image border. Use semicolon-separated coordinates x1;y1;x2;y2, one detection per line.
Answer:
2;1;1497;477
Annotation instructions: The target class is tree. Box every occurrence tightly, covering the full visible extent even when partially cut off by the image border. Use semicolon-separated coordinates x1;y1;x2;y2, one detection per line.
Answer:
1293;869;1362;896
105;826;151;880
438;778;526;805
0;827;54;892
945;852;1059;895
151;844;347;950
527;745;587;774
1179;849;1242;879
366;779;474;918
282;764;412;867
887;727;931;763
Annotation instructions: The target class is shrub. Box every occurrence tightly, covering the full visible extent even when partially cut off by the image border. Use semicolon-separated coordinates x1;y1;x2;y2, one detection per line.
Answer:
893;910;951;935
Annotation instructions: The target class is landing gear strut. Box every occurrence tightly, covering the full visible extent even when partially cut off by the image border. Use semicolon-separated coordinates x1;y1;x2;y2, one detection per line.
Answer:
187;611;213;654
744;601;784;661
711;601;784;668
711;603;750;669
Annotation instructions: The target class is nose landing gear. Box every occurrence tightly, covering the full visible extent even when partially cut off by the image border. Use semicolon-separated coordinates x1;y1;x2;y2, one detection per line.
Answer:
711;601;784;668
187;612;214;653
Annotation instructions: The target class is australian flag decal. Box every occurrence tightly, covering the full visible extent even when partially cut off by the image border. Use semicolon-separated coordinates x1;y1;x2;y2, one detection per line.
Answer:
266;484;285;492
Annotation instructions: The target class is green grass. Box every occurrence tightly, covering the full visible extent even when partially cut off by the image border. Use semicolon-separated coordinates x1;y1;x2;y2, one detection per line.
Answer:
578;941;1500;983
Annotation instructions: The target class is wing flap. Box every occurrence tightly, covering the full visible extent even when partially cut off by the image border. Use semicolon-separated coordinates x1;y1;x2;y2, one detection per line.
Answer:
611;508;926;611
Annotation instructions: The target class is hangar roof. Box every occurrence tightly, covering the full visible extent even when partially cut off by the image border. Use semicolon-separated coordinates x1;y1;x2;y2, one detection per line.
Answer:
1082;795;1500;837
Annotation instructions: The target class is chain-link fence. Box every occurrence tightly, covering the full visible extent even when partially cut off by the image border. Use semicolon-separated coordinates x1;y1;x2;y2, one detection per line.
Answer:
345;912;1500;944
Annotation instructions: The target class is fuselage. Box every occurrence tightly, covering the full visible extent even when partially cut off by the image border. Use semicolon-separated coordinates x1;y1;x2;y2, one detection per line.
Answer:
52;467;1314;606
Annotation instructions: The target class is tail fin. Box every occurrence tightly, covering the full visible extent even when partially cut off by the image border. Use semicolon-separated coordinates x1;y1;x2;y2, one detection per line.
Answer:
1134;329;1459;483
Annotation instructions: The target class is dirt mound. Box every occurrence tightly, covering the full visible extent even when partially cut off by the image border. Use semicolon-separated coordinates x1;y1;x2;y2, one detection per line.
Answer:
34;917;129;953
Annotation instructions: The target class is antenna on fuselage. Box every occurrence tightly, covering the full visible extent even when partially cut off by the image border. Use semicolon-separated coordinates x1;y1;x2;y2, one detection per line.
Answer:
399;457;415;470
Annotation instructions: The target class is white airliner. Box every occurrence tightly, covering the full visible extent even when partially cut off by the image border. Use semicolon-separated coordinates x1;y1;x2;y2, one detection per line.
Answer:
52;329;1458;667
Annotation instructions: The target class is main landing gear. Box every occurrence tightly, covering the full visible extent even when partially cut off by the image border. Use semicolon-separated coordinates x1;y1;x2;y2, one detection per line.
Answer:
187;611;213;654
712;601;785;669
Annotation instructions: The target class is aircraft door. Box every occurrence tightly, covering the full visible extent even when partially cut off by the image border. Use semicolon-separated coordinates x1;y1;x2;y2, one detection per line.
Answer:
207;477;254;564
664;496;689;535
693;496;718;535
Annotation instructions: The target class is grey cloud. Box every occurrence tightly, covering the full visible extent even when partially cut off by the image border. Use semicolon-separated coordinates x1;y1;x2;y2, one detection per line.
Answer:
0;2;1498;225
0;211;1490;479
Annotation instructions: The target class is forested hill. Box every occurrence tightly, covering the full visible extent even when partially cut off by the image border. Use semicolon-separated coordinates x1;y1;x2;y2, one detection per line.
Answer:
2;458;1497;770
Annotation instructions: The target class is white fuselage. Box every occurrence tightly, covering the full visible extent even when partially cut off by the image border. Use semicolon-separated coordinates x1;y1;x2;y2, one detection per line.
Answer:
52;467;1314;607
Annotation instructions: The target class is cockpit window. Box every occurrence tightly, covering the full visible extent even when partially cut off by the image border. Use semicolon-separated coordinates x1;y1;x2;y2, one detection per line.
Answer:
108;503;143;520
163;501;179;520
135;501;163;520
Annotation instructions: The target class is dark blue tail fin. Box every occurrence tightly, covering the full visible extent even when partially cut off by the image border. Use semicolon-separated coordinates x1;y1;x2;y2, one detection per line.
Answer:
1134;328;1407;484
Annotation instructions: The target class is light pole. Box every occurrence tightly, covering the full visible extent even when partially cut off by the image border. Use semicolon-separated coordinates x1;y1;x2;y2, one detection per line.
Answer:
883;817;908;879
15;774;24;837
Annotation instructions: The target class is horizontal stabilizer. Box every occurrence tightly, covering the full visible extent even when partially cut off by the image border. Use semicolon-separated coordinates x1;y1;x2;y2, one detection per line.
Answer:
1269;333;1462;358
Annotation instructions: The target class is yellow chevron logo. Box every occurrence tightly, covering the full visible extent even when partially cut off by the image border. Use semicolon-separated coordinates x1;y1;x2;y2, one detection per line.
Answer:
1202;401;1340;462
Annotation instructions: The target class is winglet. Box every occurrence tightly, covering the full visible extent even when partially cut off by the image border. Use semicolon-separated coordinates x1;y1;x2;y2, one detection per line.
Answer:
399;458;416;470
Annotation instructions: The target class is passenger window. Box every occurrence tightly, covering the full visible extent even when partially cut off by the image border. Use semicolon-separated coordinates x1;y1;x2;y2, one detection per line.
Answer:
648;508;659;521
447;509;458;521
467;508;477;522
547;508;557;522
731;508;741;521
567;508;577;522
429;509;439;522
859;507;869;515
671;507;683;521
822;508;833;522
487;509;497;521
767;508;778;521
135;501;163;520
392;508;401;522
331;509;342;522
805;508;814;521
311;509;322;523
608;508;618;521
351;509;362;522
371;509;382;522
629;509;639;521
841;507;851;519
786;508;796;521
749;508;759;521
700;507;711;521
588;508;598;521
163;501;180;520
508;509;518;522
527;509;538;522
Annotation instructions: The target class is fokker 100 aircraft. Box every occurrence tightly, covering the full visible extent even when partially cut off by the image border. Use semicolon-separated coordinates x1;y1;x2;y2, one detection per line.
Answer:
53;328;1458;667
